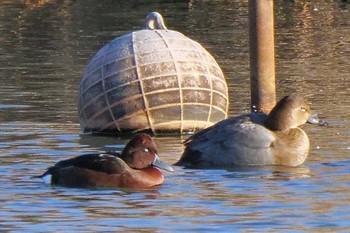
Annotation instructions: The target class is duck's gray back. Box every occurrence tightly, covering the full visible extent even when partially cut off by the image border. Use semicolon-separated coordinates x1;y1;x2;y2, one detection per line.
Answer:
179;113;276;167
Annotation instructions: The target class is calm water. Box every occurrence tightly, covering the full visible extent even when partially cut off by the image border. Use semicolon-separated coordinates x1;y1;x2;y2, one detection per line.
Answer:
1;0;350;232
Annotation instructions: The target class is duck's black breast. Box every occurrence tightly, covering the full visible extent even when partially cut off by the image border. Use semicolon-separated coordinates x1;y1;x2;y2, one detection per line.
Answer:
45;152;124;176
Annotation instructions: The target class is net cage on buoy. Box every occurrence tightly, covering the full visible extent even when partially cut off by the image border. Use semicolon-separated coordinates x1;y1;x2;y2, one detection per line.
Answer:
78;12;229;134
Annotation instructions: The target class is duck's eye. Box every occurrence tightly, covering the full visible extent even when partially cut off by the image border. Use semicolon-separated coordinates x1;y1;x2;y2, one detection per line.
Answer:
143;148;149;153
300;106;306;112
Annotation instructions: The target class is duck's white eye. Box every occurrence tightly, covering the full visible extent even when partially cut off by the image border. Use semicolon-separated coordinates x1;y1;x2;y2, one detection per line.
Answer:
143;148;149;153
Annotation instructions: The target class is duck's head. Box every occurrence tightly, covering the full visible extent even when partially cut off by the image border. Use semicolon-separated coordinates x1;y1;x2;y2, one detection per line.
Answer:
120;133;173;172
264;95;312;131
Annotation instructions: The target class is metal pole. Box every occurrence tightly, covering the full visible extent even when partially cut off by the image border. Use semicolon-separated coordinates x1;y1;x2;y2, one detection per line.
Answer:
249;0;276;114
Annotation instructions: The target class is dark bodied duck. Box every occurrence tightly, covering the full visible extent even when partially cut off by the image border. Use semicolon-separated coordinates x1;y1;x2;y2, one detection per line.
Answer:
35;133;173;188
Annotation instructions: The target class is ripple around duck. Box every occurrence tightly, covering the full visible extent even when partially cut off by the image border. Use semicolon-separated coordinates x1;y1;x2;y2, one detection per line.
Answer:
2;147;350;232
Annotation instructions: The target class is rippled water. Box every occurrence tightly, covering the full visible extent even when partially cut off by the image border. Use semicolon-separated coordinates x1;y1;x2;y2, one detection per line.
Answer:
0;0;349;232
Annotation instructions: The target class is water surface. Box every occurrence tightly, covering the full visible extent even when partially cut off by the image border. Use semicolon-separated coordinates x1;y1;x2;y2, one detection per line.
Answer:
0;0;349;232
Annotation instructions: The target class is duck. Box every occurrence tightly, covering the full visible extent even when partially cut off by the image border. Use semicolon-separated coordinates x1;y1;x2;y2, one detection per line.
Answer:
35;133;173;189
175;95;327;168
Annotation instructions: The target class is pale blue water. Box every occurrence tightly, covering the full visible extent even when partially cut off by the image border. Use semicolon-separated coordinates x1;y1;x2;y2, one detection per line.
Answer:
0;0;350;232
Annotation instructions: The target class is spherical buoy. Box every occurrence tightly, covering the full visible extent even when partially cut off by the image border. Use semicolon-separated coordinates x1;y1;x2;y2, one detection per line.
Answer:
78;12;229;134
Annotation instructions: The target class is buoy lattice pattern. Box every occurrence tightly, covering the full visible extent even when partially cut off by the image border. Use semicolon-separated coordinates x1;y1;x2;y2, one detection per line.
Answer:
78;29;228;134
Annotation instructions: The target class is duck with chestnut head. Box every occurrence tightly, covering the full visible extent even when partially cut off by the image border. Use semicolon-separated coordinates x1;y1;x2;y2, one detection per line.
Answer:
35;134;173;189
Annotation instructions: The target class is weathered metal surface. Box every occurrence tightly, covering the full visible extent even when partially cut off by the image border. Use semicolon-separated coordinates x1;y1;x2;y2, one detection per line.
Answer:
78;12;229;134
249;1;276;114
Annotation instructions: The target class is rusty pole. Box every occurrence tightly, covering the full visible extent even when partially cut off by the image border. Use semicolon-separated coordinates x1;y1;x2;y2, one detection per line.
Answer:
248;0;276;114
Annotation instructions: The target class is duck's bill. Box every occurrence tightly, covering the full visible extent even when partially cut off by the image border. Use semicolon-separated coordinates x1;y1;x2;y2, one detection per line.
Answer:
307;114;329;126
152;154;174;172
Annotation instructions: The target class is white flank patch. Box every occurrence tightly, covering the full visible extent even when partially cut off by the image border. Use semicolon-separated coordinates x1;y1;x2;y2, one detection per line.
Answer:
42;174;52;184
99;153;115;159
